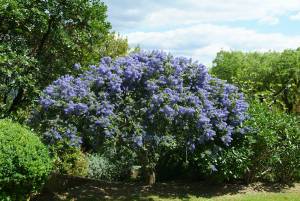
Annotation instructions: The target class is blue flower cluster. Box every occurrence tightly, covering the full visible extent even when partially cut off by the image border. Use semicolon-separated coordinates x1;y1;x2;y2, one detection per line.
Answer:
37;51;248;152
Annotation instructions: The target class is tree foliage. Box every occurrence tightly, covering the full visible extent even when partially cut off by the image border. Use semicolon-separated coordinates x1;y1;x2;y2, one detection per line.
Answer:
244;101;300;182
211;49;300;112
0;0;128;121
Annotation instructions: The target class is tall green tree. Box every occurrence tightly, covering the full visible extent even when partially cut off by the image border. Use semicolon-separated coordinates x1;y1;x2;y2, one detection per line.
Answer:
0;0;128;121
211;49;300;113
82;33;128;65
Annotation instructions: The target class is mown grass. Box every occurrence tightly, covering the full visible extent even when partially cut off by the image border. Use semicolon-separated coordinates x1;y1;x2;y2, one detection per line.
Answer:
33;176;300;201
144;192;300;201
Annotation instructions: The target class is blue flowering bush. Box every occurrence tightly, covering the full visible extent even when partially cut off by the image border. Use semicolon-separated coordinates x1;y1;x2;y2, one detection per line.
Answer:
31;51;248;184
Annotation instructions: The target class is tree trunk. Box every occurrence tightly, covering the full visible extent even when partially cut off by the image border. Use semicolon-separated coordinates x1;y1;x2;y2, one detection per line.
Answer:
8;88;24;114
139;151;156;185
145;168;156;185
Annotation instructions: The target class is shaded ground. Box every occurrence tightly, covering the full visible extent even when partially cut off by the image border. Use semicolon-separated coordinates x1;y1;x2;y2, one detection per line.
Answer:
32;175;300;201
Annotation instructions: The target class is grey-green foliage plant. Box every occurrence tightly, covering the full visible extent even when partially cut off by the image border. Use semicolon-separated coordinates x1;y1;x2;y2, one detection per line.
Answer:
0;119;52;200
0;0;128;122
87;154;118;181
87;146;135;181
211;49;300;112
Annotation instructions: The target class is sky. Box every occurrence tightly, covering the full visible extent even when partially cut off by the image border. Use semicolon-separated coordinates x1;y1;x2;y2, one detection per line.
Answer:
102;0;300;66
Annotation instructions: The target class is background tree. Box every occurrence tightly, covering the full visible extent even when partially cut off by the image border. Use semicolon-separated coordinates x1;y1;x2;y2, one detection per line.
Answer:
211;49;300;112
82;33;128;65
0;0;128;121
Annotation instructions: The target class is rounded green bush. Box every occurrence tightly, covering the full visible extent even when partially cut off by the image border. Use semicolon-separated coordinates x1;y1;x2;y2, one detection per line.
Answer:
0;119;52;200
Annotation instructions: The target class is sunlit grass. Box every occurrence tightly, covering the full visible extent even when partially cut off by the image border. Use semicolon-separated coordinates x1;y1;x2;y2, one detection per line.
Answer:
33;179;300;201
143;192;300;201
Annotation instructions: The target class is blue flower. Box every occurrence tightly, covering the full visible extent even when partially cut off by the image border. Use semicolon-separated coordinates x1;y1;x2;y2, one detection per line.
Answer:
178;106;195;116
40;98;55;109
73;63;81;70
204;129;216;140
160;105;175;118
134;135;143;147
210;164;218;172
64;102;88;115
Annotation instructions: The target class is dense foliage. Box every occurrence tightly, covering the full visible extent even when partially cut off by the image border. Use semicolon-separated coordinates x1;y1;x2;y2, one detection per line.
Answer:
195;101;300;183
209;48;300;183
194;134;253;182
211;49;300;112
244;101;300;182
0;119;52;200
32;51;248;183
157;101;300;183
0;0;128;121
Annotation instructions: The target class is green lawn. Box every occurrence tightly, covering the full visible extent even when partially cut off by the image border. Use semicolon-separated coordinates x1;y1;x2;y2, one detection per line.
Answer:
145;192;300;201
33;176;300;201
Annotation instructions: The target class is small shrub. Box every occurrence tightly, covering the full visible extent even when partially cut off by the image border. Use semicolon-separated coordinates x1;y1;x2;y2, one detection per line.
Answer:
55;148;89;177
0;119;52;200
87;147;135;181
87;153;117;181
48;141;89;177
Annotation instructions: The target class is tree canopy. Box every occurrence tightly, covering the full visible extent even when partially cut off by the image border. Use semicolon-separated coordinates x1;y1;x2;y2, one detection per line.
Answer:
0;0;128;121
211;49;300;112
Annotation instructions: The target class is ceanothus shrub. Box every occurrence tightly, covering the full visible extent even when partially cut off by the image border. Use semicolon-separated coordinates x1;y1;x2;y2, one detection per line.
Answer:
31;51;248;184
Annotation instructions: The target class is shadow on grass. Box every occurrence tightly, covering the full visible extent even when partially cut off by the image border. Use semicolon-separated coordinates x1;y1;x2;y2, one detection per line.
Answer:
32;175;297;201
